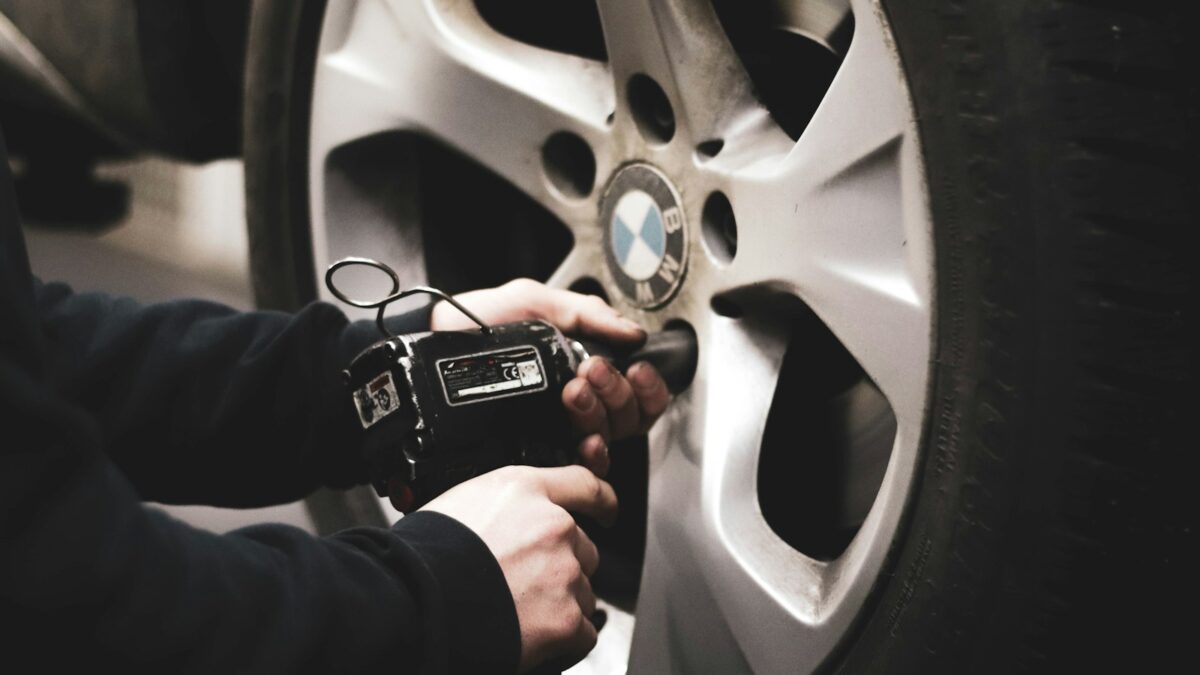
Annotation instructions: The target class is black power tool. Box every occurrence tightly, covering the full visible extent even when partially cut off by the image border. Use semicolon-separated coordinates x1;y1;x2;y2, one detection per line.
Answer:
329;257;698;512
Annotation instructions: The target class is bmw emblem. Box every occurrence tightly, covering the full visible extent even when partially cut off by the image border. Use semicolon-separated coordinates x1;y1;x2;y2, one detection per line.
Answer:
600;164;688;308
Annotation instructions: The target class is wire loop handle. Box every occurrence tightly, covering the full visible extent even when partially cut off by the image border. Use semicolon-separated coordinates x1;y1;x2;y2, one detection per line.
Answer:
324;257;492;337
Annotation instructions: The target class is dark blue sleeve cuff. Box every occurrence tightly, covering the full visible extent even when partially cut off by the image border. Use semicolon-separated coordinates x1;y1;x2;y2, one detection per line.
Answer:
389;511;521;674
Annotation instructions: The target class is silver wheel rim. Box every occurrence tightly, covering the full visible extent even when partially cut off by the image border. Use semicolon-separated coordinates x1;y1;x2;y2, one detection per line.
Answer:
307;1;933;672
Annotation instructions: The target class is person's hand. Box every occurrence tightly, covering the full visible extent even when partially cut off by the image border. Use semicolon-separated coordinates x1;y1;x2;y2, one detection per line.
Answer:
431;277;644;340
421;465;617;672
563;356;669;477
431;279;672;476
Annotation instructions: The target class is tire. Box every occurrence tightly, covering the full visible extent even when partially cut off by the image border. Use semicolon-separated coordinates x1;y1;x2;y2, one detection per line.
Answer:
243;0;1195;671
839;1;1195;671
243;0;326;314
243;0;390;533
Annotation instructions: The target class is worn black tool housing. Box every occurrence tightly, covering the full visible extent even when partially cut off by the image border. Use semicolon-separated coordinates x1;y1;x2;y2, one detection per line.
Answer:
345;320;581;511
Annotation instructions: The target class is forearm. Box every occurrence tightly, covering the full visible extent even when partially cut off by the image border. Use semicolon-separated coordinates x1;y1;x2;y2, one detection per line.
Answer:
33;280;431;506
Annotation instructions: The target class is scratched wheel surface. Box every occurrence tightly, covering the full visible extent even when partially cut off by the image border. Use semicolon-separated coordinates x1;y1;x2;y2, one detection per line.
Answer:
245;1;1194;672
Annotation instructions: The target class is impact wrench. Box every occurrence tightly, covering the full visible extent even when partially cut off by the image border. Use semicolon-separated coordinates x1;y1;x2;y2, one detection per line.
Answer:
327;256;699;513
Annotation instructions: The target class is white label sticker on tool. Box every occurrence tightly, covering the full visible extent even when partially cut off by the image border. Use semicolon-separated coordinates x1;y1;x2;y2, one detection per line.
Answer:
437;346;547;406
353;371;401;429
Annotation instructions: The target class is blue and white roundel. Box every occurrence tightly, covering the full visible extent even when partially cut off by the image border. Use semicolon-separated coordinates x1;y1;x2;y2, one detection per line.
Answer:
599;163;688;308
610;190;666;281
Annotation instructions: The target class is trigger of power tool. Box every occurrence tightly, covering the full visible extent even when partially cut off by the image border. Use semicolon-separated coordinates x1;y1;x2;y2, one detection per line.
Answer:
328;257;698;513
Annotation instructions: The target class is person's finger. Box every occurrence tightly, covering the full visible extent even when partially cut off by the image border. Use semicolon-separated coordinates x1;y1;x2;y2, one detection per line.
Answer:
536;465;619;526
572;569;597;618
627;361;671;433
533;287;644;342
582;357;640;439
576;434;610;478
563;377;611;440
562;608;599;668
573;525;600;577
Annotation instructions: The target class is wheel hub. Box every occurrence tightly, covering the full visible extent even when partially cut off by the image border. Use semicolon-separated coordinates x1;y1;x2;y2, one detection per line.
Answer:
599;163;688;309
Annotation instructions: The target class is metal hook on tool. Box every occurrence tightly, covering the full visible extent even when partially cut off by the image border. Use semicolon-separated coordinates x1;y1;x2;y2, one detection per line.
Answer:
324;257;492;337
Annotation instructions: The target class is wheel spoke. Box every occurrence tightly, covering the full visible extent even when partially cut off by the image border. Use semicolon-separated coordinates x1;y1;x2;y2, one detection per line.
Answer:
595;0;764;145
768;0;852;50
717;0;930;427
627;315;788;672
628;313;921;673
309;0;614;233
622;10;928;670
544;240;605;291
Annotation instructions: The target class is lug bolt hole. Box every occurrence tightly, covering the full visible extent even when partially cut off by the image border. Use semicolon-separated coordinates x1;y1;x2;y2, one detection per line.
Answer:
710;295;744;318
696;139;724;159
569;277;609;303
542;131;596;199
701;191;737;265
628;74;676;144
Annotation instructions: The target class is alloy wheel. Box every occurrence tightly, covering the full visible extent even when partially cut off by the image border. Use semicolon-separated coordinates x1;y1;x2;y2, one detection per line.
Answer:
305;1;933;671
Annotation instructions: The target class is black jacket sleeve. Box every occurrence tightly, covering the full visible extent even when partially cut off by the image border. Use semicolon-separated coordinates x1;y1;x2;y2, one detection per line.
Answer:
0;364;518;671
32;279;424;507
0;129;520;671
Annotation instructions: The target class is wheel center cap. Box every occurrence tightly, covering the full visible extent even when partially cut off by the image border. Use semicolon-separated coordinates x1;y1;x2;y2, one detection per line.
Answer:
600;164;688;308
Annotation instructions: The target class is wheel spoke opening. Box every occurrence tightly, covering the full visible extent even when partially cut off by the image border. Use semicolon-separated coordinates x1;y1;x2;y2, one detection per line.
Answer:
711;0;853;140
473;0;608;62
753;295;896;561
323;132;573;296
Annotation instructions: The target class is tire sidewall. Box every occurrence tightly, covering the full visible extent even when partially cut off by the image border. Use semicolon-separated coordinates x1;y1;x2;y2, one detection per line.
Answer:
837;2;1193;672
